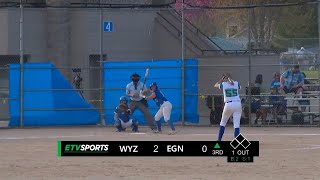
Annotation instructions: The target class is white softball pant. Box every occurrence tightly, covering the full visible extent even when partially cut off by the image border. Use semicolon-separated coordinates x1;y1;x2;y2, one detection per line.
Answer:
154;101;172;122
120;119;133;128
220;101;242;128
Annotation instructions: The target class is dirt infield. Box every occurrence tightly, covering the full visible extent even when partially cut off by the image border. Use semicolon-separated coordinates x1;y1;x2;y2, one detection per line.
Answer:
0;126;319;180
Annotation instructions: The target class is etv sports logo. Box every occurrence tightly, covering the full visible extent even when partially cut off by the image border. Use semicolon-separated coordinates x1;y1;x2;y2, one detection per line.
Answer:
64;144;109;152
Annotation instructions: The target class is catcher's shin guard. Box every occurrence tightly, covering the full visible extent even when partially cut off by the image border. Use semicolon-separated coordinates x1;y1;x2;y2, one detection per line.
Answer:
132;122;138;132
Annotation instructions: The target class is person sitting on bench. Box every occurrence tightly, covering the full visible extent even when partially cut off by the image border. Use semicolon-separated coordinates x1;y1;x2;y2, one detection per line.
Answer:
280;65;304;95
269;72;287;122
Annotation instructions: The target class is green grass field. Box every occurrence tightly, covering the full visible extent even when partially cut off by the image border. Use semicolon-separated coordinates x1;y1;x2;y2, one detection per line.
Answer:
303;70;319;79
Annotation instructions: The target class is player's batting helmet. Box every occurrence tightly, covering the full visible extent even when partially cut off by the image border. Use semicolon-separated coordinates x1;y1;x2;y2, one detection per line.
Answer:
149;82;158;89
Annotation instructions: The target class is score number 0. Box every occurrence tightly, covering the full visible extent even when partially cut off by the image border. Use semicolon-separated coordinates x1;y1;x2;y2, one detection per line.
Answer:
202;145;207;152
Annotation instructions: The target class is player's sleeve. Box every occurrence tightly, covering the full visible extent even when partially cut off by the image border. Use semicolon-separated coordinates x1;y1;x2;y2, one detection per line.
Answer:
126;83;131;95
281;70;288;78
299;73;304;84
219;83;223;89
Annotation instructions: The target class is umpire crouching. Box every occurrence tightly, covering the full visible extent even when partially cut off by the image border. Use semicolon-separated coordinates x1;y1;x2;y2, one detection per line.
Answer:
126;73;156;131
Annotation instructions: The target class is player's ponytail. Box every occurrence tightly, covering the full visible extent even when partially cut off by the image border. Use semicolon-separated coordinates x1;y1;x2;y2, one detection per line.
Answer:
228;78;234;85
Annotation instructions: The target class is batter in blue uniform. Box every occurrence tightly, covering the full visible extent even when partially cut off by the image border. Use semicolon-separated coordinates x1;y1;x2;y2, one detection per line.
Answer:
141;82;177;135
114;96;138;132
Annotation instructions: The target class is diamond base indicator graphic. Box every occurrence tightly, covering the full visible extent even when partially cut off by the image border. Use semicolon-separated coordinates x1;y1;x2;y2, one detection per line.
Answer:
230;139;241;149
228;134;257;163
230;133;251;149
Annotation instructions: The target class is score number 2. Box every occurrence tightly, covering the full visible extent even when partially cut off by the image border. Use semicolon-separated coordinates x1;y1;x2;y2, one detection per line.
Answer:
154;145;158;152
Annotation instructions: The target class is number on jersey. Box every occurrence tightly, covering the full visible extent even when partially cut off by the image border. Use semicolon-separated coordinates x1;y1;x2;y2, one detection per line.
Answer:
225;89;238;97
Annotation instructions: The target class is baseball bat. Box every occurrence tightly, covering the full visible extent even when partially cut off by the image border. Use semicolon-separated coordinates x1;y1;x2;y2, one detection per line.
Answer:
142;68;149;89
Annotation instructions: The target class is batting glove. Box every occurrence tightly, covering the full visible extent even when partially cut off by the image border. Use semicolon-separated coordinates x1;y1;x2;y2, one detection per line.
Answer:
139;91;146;98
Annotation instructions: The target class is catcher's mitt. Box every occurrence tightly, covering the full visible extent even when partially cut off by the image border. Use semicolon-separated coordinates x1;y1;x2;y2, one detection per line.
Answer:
118;104;129;112
141;89;151;96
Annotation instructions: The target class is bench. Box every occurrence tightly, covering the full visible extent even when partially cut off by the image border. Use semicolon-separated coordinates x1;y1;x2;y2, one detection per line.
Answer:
258;92;319;125
284;89;319;124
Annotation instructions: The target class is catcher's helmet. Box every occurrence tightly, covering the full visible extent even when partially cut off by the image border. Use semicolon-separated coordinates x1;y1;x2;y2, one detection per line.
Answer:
149;82;158;89
119;96;128;104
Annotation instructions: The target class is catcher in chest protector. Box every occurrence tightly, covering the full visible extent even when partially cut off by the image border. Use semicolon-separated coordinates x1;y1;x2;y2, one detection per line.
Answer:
114;96;139;132
140;82;177;135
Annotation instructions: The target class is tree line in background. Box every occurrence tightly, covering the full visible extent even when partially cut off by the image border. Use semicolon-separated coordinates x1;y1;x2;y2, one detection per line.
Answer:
175;0;318;50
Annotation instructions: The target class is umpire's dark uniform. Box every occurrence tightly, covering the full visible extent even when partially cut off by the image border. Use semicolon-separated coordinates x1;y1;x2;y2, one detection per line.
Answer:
126;73;156;130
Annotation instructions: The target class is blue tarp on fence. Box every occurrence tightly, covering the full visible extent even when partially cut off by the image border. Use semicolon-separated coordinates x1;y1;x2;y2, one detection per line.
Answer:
185;59;199;122
103;59;199;125
8;63;100;127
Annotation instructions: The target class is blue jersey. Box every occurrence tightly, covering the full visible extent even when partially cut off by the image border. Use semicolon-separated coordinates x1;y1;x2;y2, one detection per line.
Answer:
270;80;281;102
153;89;168;107
114;105;130;123
270;80;281;89
281;69;304;89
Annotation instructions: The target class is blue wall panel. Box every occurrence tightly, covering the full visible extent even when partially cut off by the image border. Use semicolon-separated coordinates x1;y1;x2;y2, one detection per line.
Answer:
103;59;199;125
185;59;199;124
8;63;100;127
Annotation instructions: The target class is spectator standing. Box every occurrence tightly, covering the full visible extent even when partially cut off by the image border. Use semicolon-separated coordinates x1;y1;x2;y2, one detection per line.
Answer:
252;74;268;124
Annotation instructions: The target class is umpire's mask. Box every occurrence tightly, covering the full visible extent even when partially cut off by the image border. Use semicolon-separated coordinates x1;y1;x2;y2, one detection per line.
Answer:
131;73;140;83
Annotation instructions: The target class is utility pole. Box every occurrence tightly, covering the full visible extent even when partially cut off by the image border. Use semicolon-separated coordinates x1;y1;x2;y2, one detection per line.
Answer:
19;0;24;128
181;0;185;126
318;0;320;56
248;0;253;126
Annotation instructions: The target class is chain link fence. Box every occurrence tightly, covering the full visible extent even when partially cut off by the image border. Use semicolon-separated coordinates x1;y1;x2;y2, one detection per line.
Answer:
0;56;25;126
0;0;319;127
184;1;320;127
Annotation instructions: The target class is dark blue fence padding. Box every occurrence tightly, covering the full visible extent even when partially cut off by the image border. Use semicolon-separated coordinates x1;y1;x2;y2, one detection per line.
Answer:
103;59;199;125
8;63;100;127
185;59;199;124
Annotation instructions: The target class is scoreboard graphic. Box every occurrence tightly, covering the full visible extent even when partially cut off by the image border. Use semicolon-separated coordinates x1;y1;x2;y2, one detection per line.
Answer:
57;134;259;163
